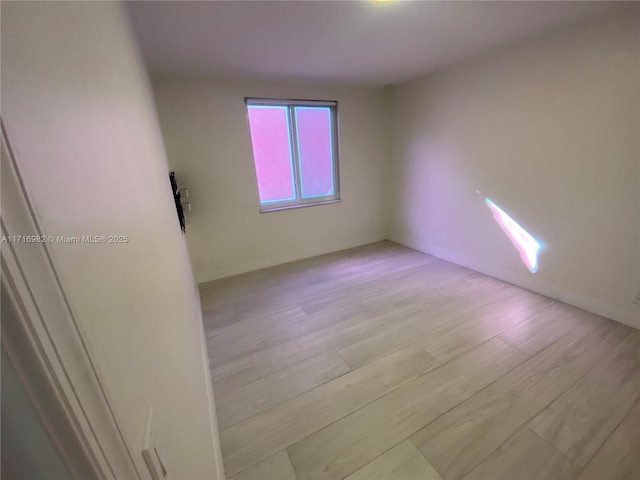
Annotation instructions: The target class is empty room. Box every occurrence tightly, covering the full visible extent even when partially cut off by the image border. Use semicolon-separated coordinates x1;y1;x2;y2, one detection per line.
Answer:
1;1;639;480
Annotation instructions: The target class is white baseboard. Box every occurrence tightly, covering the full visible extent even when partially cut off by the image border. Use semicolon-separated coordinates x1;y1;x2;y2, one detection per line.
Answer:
197;234;387;285
390;232;639;330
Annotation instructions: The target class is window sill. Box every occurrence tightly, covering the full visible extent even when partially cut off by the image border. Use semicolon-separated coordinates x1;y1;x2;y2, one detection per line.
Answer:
259;199;342;213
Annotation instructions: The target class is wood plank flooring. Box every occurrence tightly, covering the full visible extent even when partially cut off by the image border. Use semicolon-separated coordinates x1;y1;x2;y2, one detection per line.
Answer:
200;241;640;480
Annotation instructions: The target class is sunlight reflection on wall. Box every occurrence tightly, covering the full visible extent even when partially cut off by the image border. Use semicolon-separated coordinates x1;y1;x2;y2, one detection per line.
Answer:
486;198;542;273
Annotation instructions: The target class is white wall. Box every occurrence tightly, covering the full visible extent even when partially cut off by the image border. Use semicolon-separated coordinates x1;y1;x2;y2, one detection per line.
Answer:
1;2;224;478
388;9;640;329
152;76;389;283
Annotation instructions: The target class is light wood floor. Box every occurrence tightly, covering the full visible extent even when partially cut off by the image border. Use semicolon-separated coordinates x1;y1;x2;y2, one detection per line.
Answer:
200;241;640;480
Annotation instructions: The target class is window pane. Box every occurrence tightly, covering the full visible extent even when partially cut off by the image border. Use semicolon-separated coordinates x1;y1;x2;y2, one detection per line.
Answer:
295;107;334;198
247;106;295;203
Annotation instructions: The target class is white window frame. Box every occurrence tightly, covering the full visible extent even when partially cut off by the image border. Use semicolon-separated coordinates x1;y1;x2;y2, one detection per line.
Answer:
245;97;341;213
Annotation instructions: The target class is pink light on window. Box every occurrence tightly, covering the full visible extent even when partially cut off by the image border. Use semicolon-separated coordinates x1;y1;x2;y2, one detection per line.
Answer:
295;107;334;198
486;198;542;273
247;106;295;203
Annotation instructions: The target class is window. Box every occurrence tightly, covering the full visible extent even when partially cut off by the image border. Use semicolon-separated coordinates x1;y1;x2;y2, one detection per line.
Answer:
245;98;340;212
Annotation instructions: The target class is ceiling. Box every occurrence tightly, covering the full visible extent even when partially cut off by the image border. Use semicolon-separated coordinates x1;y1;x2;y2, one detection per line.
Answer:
127;1;625;87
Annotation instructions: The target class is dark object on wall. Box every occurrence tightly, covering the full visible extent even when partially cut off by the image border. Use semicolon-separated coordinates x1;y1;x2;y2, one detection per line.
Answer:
169;172;185;233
